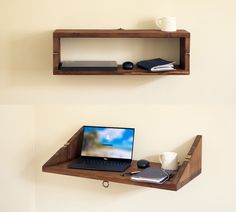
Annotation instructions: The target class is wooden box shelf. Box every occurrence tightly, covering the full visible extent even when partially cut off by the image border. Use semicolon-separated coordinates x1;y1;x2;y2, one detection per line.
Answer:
42;127;202;191
53;29;190;75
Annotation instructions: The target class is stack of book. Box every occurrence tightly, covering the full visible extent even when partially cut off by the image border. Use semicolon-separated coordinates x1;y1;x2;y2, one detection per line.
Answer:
137;58;175;72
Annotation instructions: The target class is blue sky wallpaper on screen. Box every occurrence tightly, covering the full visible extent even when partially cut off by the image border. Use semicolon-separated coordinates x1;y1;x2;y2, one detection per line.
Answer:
82;126;134;159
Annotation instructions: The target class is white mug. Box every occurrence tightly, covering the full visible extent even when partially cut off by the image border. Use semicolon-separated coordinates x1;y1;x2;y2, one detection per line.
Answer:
159;152;178;171
156;17;177;32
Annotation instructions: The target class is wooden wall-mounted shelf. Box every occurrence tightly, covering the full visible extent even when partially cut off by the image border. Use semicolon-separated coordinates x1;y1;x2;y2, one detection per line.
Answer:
53;29;190;75
42;127;202;191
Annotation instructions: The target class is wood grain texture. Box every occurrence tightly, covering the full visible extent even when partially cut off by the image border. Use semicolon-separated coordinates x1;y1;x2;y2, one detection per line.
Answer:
52;29;190;75
180;36;190;71
53;67;189;75
53;29;190;38
42;128;202;191
53;37;60;72
42;128;83;168
43;160;178;190
176;135;202;190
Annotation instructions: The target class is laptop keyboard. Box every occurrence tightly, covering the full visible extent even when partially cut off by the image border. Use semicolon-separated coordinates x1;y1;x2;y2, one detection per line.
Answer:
68;157;131;172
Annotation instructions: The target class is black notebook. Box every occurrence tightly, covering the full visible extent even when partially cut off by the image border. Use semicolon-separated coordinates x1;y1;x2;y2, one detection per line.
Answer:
131;167;170;184
137;58;175;71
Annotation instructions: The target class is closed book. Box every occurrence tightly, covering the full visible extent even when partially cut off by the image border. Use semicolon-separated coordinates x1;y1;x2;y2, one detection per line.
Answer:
131;167;170;184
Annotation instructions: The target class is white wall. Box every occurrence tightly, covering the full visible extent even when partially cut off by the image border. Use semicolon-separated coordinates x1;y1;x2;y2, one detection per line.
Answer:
1;0;236;211
0;106;35;212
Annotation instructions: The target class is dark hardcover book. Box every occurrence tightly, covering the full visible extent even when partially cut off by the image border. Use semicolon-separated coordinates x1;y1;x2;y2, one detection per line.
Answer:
137;58;175;71
61;61;118;71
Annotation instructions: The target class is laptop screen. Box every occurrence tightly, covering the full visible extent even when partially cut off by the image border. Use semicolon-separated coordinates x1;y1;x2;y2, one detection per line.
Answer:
81;126;135;159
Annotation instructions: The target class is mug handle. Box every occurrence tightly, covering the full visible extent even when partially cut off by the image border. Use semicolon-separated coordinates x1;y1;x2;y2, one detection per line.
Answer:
156;18;162;29
159;154;163;164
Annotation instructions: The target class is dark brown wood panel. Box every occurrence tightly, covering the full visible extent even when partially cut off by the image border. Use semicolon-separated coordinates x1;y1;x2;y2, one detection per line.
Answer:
185;37;190;71
52;29;190;75
53;37;60;72
43;160;178;190
180;37;190;71
43;129;202;191
54;29;190;38
176;135;202;190
42;128;83;168
54;66;189;75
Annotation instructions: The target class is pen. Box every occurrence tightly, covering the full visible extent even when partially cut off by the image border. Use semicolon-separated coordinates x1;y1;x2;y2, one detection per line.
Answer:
121;171;141;176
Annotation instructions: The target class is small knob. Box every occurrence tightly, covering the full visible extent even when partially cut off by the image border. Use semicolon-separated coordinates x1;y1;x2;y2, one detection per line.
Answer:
102;180;109;188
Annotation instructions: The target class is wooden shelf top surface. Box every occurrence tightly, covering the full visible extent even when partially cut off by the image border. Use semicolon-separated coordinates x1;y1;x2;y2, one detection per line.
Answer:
54;29;190;38
43;160;180;191
42;134;202;191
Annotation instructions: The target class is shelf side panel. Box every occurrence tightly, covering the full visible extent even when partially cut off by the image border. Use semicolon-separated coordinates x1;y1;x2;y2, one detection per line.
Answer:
53;36;61;73
180;37;190;72
176;135;202;190
42;127;83;169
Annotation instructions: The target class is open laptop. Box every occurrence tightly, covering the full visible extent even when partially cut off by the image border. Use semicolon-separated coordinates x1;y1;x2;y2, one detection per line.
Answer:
68;126;135;172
